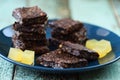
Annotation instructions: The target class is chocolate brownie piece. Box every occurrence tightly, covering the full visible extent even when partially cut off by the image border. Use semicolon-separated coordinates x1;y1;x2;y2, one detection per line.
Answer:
12;38;49;54
49;18;83;34
13;22;45;33
12;6;47;25
36;49;88;68
12;39;47;49
48;38;63;50
13;31;46;40
29;46;49;54
59;41;99;60
52;27;87;44
12;36;48;47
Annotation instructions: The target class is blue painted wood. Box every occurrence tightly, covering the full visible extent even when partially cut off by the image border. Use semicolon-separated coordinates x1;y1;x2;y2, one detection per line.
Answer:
0;57;14;80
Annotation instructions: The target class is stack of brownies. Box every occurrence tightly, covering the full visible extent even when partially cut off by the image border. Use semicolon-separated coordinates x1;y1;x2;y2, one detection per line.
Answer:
12;6;49;54
49;18;87;47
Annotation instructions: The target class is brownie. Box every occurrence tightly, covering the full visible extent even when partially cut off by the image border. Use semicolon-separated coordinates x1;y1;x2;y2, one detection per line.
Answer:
36;49;88;68
12;6;47;25
12;36;47;46
52;27;87;44
48;38;62;50
13;31;46;40
13;22;45;33
29;46;49;54
12;38;49;54
59;41;99;60
49;18;83;34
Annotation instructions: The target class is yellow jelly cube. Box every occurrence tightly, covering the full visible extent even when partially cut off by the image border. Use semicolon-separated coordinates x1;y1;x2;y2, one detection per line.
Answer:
99;39;112;53
85;39;98;49
85;39;112;58
21;50;35;65
8;48;23;62
97;40;112;58
92;45;109;58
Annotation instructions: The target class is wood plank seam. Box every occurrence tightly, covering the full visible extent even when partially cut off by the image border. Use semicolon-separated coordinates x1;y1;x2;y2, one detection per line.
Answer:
110;0;120;27
12;65;16;80
67;0;72;18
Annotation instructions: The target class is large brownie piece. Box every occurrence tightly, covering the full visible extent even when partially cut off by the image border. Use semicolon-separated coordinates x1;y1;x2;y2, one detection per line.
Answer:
59;41;99;60
13;22;45;33
36;49;88;68
12;6;47;25
13;31;46;40
49;18;83;34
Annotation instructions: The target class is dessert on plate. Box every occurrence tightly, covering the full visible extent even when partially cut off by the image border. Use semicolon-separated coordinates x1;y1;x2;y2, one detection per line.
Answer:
11;6;100;68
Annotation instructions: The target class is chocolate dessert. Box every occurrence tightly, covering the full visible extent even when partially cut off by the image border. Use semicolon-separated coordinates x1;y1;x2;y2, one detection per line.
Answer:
59;41;99;60
49;18;83;34
12;6;47;25
36;49;88;68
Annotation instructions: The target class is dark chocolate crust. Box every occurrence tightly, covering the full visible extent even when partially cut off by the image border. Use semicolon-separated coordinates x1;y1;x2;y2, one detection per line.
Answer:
59;41;99;60
36;49;88;68
49;18;83;34
12;6;47;25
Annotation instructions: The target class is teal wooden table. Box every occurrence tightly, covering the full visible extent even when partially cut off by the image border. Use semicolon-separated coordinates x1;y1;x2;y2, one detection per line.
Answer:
0;0;120;80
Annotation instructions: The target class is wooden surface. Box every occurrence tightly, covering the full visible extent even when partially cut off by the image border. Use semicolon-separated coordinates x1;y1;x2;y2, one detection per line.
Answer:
0;0;120;80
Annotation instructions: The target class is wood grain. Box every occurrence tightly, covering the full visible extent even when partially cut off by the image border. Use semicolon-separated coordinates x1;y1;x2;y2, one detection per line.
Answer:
110;0;120;27
0;57;14;80
13;66;79;80
78;60;120;80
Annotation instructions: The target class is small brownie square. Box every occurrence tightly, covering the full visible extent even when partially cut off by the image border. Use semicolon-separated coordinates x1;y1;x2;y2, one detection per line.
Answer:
13;22;45;33
12;6;47;25
59;41;99;60
13;31;46;40
52;27;87;44
36;49;88;68
12;36;48;48
49;18;83;34
12;38;49;54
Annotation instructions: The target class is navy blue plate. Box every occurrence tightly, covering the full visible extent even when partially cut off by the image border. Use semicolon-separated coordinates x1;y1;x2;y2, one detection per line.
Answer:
0;20;120;73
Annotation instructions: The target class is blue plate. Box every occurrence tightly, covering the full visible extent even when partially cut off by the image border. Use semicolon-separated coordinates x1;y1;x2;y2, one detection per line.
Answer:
0;20;120;73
